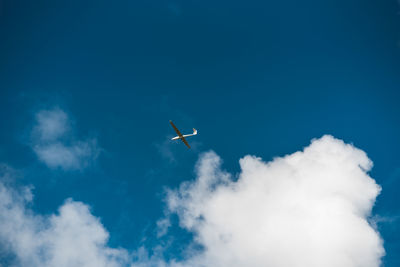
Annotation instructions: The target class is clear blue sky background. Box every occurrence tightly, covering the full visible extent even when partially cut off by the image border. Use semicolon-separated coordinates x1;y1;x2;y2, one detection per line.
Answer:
0;0;399;265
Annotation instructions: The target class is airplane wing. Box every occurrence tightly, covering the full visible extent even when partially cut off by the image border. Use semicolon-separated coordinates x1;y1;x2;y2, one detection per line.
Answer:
180;136;191;149
170;120;183;137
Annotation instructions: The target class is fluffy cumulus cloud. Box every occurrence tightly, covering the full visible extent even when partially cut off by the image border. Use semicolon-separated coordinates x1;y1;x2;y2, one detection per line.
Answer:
31;108;100;170
165;135;384;267
0;166;130;267
0;135;385;267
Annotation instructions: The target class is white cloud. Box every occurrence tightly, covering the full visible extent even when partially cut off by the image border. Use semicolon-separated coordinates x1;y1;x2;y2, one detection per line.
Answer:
155;138;177;163
156;217;171;238
34;140;99;171
1;135;385;267
34;108;69;141
0;167;130;267
166;135;385;267
31;108;100;170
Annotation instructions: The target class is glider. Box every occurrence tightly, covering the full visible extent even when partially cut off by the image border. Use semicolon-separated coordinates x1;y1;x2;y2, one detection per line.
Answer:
170;120;197;149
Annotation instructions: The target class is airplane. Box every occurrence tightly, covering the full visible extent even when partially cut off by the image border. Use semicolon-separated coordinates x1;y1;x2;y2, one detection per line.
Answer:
170;120;197;149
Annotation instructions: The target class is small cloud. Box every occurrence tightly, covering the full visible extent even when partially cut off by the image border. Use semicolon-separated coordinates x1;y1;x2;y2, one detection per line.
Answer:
369;214;400;230
33;108;69;141
155;137;177;163
33;140;99;171
156;217;171;238
31;108;100;171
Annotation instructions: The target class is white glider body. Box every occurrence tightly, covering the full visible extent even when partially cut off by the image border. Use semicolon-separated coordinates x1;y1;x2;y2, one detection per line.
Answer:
171;129;197;140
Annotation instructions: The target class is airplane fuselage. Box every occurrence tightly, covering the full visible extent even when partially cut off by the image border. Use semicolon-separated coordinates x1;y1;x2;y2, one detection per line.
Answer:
171;133;195;140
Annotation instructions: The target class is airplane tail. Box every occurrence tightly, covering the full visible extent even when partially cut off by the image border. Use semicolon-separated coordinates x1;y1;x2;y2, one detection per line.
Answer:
193;128;197;135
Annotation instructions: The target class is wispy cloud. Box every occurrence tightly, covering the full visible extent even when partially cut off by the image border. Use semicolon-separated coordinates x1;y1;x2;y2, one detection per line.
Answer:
155;137;177;163
156;217;171;238
31;108;100;170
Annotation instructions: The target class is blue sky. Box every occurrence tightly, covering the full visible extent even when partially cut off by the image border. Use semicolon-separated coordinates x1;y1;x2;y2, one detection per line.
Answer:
0;0;400;266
